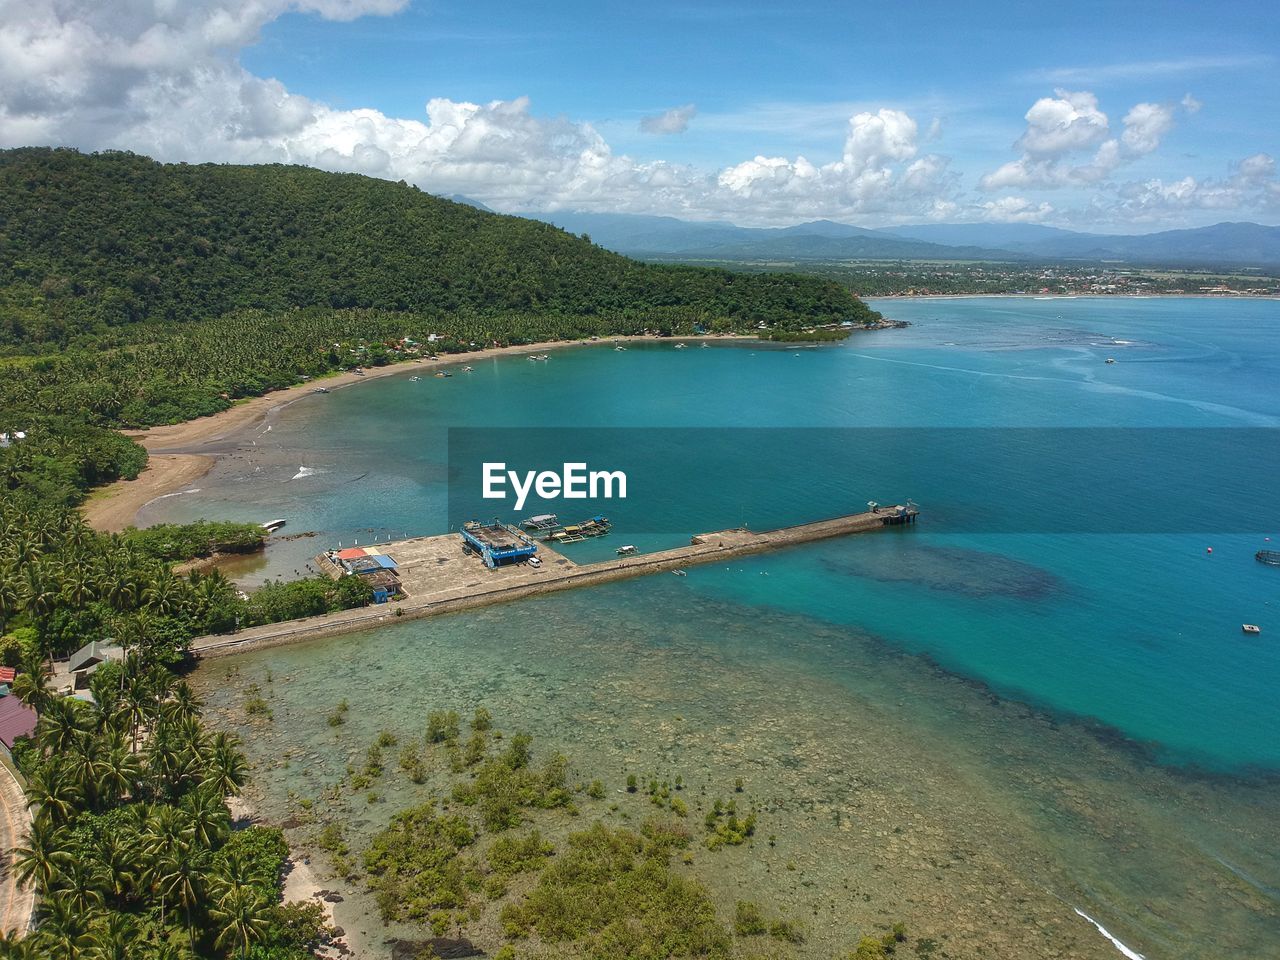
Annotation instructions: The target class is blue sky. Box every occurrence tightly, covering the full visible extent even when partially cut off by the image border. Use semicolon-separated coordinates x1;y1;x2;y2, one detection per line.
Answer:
2;1;1277;229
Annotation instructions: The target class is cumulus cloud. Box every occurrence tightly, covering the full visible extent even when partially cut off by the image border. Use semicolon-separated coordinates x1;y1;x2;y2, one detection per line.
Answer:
1;2;1270;228
639;104;696;135
1109;152;1280;222
981;196;1055;223
980;90;1190;191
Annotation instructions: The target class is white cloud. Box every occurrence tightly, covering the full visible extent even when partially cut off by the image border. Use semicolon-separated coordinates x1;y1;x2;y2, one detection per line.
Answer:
981;197;1054;223
0;2;1272;229
1181;92;1202;114
1109;152;1279;222
1120;102;1175;155
1017;90;1109;157
980;91;1190;192
640;104;697;135
1025;54;1273;85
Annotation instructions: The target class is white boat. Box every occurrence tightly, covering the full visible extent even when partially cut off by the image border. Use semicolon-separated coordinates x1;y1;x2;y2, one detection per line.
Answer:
672;569;687;577
313;387;330;394
462;366;473;372
261;519;287;532
674;343;686;349
522;513;559;530
616;545;637;556
614;345;627;351
1243;623;1262;635
409;375;421;382
1105;358;1116;364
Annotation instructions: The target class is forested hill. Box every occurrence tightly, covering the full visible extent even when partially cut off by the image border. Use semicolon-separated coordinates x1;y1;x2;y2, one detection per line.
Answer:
0;148;872;346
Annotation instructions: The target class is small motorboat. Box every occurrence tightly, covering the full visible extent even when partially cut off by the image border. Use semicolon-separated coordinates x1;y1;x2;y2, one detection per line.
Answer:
672;569;687;577
434;371;452;378
313;387;330;394
1105;358;1116;364
462;366;473;372
674;343;686;349
614;345;627;351
409;375;421;382
616;545;637;556
1243;624;1262;635
261;519;287;533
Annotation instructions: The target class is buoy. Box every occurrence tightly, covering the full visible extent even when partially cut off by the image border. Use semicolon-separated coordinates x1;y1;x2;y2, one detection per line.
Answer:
1206;547;1213;554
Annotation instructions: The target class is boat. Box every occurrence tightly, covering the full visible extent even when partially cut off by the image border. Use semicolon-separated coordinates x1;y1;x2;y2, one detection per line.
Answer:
462;366;473;372
1105;358;1116;364
1243;624;1262;635
434;371;451;378
614;345;627;352
674;343;686;349
409;375;421;382
1256;549;1280;566
261;519;287;533
701;343;709;348
616;545;637;556
522;513;559;531
313;387;330;394
672;569;687;577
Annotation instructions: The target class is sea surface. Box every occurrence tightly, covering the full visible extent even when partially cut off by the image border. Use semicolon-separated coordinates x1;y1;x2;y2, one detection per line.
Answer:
169;297;1280;959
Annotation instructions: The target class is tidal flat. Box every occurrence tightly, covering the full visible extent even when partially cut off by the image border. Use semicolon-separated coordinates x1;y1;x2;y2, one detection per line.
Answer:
191;574;1280;960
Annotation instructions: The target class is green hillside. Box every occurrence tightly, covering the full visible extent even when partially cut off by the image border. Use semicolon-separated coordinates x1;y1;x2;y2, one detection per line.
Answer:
0;148;873;346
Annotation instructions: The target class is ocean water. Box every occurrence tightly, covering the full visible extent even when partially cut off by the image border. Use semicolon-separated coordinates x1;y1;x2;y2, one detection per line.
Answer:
168;297;1280;958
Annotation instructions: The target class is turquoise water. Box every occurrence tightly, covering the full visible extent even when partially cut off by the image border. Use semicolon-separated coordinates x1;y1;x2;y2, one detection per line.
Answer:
158;296;1280;771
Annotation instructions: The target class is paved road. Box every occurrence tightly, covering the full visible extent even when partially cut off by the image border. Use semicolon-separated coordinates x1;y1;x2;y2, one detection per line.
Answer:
0;761;34;937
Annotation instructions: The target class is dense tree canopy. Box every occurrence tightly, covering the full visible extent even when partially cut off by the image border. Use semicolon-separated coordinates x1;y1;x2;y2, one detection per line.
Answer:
0;148;876;347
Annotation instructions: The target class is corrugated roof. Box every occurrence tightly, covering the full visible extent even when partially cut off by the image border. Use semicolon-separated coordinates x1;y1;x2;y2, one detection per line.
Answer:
0;667;15;684
336;548;367;560
0;696;37;749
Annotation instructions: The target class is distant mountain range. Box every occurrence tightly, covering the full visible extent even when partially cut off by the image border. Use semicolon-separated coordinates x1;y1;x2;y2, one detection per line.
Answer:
528;212;1280;268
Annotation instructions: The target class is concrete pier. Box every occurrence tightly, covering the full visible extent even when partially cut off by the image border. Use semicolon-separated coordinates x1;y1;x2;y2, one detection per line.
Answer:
191;505;917;657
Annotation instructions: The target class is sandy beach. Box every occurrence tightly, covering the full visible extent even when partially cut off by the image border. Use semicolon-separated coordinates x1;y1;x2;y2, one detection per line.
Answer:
80;334;752;533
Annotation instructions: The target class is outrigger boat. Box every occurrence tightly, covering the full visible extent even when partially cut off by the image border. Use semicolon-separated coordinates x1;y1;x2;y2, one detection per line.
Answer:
616;544;637;556
1256;549;1280;566
545;516;611;543
522;513;559;531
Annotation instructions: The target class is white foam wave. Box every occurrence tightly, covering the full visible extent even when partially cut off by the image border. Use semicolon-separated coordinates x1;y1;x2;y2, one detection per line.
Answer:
1073;908;1146;960
153;487;200;501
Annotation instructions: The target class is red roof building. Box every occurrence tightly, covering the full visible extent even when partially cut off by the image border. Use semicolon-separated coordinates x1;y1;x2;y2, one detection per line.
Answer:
0;667;15;685
0;695;37;750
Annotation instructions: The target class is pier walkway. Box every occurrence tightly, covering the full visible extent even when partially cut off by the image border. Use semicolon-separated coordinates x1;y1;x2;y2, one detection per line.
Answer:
191;506;916;658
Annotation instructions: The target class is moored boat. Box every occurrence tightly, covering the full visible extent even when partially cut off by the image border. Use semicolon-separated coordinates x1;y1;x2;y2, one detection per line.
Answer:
1256;549;1280;566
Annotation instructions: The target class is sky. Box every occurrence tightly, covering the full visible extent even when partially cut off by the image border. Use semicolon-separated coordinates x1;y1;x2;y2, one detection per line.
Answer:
1;0;1277;230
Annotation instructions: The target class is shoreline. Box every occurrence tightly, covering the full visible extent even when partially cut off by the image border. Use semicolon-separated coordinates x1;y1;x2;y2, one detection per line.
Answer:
873;291;1280;301
80;333;755;533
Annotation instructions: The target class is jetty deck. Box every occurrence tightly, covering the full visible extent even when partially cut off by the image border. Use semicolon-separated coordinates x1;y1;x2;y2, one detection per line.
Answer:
191;505;916;657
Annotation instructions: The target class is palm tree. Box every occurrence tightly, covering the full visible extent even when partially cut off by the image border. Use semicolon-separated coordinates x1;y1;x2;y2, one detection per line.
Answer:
209;881;271;959
13;816;72;892
34;697;85;756
81;912;137;960
180;785;230;850
94;741;142;808
0;929;38;958
0;567;19;633
11;651;49;711
30;897;92;959
25;762;82;827
153;848;207;952
203;733;248;797
48;857;106;916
